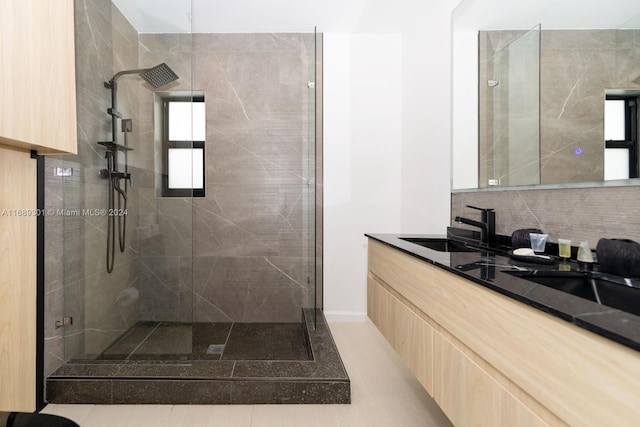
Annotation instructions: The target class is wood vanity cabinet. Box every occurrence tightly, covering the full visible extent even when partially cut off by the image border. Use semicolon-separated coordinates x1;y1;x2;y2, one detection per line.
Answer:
0;0;77;154
367;238;640;427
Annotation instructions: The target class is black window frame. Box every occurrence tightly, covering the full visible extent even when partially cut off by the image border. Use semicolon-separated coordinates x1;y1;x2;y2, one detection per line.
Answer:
605;95;638;179
161;95;206;197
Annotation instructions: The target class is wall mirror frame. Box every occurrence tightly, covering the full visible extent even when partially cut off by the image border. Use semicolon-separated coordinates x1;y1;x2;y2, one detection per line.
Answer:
451;0;640;192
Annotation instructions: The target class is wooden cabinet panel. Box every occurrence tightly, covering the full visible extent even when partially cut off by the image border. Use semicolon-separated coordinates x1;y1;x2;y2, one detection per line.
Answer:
0;0;77;154
434;331;547;427
367;276;434;396
0;146;37;412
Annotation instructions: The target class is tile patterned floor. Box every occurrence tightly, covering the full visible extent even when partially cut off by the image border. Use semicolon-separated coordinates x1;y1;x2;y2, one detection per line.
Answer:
43;322;453;426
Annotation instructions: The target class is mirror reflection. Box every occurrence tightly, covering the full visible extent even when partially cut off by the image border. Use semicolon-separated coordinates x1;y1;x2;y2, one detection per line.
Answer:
452;0;640;190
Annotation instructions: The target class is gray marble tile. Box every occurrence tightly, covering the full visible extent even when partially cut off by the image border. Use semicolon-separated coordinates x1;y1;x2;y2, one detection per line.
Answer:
221;323;310;361
451;185;640;247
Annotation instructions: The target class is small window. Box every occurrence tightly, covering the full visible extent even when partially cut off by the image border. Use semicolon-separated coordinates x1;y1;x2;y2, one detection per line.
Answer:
604;95;638;180
162;96;205;197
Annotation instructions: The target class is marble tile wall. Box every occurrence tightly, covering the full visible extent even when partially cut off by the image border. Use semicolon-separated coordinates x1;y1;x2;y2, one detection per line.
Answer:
479;29;640;186
194;33;316;323
45;0;142;375
132;33;319;323
451;185;640;249
135;33;194;323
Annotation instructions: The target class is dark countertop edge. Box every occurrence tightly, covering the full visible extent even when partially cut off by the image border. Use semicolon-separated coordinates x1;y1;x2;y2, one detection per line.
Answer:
366;233;640;353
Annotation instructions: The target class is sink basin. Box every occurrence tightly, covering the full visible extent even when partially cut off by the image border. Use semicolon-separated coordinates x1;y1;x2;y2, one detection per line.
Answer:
506;270;640;316
400;237;481;252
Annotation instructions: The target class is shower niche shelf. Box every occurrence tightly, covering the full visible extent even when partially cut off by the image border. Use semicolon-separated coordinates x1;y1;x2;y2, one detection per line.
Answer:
97;141;134;152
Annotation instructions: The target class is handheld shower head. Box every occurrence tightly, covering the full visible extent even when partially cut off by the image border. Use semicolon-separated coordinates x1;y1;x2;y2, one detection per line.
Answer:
139;63;179;88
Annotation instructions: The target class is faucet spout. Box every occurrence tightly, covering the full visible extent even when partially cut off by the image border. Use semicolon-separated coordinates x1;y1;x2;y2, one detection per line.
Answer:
454;205;496;244
455;216;486;229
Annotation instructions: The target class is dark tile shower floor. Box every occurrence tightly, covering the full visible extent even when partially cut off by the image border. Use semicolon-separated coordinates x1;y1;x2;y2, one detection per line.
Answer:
98;322;312;361
47;310;350;405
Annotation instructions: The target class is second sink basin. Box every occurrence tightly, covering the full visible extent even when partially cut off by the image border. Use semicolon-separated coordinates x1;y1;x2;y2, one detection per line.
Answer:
400;237;481;252
506;270;640;316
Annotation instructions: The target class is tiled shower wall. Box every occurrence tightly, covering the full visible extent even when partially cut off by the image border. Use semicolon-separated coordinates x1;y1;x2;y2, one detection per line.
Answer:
135;33;319;323
451;185;640;249
190;33;317;323
45;0;142;375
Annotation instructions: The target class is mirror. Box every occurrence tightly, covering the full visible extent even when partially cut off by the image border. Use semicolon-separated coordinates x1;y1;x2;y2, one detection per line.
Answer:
452;0;640;191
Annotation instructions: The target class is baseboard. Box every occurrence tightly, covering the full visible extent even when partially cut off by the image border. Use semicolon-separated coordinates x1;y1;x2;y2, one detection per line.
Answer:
324;311;369;323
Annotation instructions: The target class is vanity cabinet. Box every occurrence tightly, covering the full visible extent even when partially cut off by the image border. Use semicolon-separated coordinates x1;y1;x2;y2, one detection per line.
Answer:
367;238;640;426
0;0;77;154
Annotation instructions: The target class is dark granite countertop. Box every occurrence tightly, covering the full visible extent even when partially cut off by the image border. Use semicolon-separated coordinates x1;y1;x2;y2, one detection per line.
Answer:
366;231;640;352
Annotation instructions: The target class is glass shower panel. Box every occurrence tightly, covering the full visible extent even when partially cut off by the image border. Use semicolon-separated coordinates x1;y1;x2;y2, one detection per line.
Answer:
479;25;540;188
63;0;194;361
305;29;318;329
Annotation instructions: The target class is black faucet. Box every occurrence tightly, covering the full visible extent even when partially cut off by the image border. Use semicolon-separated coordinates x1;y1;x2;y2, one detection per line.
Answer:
454;205;496;245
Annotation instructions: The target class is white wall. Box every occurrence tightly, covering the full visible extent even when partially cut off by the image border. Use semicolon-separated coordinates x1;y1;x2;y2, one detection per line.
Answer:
452;31;479;190
323;34;403;321
323;0;459;321
399;2;455;232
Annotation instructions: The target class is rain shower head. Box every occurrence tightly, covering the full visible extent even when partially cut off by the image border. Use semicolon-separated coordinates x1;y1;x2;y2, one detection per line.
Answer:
139;63;179;88
108;62;179;88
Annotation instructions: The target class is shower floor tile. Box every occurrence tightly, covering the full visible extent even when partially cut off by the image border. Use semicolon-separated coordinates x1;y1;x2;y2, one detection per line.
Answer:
221;322;310;361
97;321;310;361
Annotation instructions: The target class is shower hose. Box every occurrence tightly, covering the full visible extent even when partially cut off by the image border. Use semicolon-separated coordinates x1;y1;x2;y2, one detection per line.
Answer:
105;152;128;273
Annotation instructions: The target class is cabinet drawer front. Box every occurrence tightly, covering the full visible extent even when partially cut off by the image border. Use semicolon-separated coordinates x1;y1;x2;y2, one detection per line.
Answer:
368;276;434;396
434;332;547;427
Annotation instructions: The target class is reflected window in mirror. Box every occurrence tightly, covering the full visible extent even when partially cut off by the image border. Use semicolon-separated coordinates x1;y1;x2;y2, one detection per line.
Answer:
605;95;638;180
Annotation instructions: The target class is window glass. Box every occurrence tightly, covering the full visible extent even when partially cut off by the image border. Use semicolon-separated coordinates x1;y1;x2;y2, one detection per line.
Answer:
168;101;206;141
604;148;630;180
168;147;204;189
604;100;626;141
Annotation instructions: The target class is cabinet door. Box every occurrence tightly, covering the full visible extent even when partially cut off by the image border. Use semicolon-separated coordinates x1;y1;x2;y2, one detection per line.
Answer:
434;331;547;427
0;146;37;411
0;0;77;154
368;276;434;396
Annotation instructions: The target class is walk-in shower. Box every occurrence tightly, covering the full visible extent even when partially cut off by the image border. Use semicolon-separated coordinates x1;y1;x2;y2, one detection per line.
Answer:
43;0;344;406
98;63;179;272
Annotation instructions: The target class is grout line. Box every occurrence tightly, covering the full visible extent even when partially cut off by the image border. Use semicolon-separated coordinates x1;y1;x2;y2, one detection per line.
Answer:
127;322;161;360
221;323;234;360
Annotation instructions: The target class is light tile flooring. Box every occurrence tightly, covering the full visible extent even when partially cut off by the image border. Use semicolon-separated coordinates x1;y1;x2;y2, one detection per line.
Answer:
42;322;453;427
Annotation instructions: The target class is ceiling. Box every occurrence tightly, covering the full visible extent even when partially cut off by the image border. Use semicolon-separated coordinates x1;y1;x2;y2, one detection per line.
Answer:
454;0;640;31
111;0;640;33
111;0;371;33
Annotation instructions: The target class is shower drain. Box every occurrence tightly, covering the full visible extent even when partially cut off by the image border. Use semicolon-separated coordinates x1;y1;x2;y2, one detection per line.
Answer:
207;344;225;355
